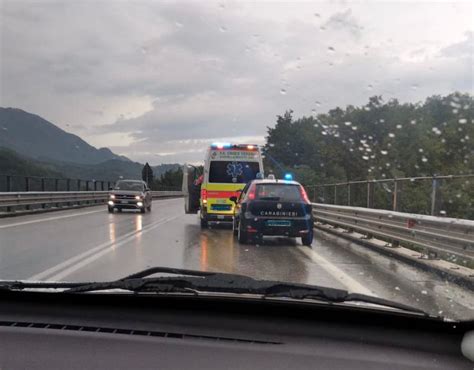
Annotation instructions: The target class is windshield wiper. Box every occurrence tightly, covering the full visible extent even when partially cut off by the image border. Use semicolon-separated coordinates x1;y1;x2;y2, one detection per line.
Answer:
0;267;429;316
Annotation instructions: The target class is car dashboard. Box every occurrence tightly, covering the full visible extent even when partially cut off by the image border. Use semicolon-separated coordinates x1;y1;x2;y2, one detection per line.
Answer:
0;291;472;369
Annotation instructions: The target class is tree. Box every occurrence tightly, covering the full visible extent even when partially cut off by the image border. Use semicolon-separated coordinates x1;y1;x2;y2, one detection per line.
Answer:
152;168;183;190
141;162;154;186
264;93;473;218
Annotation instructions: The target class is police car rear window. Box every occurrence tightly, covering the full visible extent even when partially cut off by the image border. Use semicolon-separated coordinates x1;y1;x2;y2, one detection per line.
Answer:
255;184;302;201
209;161;260;183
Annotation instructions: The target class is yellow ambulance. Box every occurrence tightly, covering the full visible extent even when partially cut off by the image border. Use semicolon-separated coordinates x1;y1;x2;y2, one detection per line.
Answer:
199;143;263;228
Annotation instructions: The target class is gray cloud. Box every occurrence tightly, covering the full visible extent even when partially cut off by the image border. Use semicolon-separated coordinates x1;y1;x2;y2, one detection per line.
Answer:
1;1;472;164
322;9;363;38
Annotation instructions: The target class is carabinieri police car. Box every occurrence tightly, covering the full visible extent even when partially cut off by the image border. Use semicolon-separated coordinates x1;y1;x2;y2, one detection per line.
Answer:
231;175;314;246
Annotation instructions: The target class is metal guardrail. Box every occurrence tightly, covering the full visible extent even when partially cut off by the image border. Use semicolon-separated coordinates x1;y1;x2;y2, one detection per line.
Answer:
306;174;474;218
0;191;183;214
312;203;474;262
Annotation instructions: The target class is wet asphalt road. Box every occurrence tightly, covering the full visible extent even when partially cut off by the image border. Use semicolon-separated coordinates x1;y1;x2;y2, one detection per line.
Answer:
1;198;473;320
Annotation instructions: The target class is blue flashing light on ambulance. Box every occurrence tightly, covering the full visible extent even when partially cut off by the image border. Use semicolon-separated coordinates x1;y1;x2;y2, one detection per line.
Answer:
183;143;264;228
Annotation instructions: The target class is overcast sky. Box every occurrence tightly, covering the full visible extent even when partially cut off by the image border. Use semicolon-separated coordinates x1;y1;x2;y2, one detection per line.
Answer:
1;0;472;164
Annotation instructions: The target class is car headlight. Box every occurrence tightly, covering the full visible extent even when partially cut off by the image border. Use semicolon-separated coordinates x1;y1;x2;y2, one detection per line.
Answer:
137;202;143;207
135;195;142;200
109;194;115;199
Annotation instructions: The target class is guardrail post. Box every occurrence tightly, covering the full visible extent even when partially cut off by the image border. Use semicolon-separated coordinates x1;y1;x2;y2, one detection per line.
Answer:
366;181;374;208
77;179;81;192
347;183;351;206
66;179;71;191
393;180;400;211
312;187;316;202
431;178;439;216
25;177;30;210
55;179;59;192
41;178;45;192
86;181;89;192
101;181;104;191
6;175;11;192
334;185;337;205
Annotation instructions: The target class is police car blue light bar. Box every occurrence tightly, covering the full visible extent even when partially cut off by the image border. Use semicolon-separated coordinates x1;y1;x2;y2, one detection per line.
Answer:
211;142;231;149
284;173;293;180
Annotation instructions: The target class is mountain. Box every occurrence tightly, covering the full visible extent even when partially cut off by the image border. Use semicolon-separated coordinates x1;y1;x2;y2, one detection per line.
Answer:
0;147;63;178
0;144;181;186
0;107;181;183
0;107;128;164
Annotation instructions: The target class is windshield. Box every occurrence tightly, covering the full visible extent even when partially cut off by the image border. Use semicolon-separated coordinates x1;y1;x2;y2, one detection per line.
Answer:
209;161;260;183
0;0;472;323
256;184;302;201
114;181;144;192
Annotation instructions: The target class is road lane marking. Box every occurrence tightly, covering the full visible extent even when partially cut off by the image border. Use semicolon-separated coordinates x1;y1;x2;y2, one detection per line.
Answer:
28;215;180;281
0;209;104;229
0;198;181;229
296;246;376;296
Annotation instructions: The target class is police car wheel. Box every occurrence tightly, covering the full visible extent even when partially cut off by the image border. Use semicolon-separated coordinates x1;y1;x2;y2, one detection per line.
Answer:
237;222;248;244
301;230;313;246
232;218;239;236
200;217;208;228
107;206;114;213
140;207;146;214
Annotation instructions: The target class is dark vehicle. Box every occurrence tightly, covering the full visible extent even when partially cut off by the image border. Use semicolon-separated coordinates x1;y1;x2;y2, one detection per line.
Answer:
231;177;313;245
108;180;152;213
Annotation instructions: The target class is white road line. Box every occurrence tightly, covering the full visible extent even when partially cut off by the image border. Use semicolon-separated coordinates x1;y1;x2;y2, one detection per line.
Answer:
296;246;376;296
0;209;104;229
28;215;180;281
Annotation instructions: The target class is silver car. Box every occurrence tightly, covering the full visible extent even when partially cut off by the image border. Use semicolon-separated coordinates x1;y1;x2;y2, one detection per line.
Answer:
108;180;152;213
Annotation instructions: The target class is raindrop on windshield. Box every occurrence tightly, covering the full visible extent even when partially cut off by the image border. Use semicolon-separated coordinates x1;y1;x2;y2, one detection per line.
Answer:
421;156;428;163
362;155;369;160
396;124;402;129
458;118;467;124
314;13;321;17
344;121;351;126
219;26;227;32
327;46;335;52
352;126;358;130
410;119;417;125
388;133;395;138
280;89;287;95
311;109;317;114
321;131;328;136
394;286;400;291
367;84;373;90
432;127;442;135
175;21;183;28
421;290;428;295
418;148;424;153
380;150;388;155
